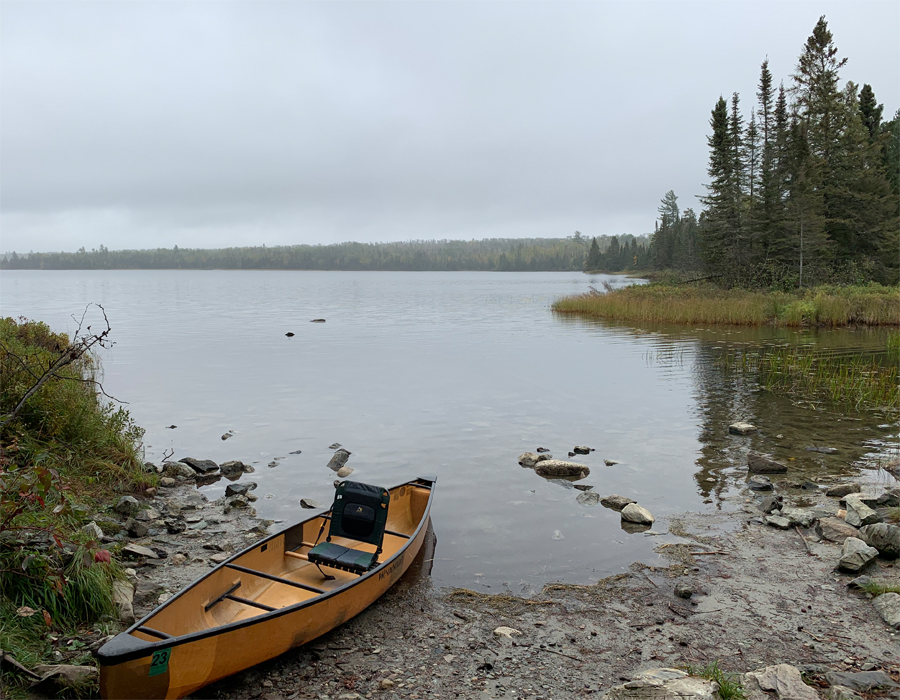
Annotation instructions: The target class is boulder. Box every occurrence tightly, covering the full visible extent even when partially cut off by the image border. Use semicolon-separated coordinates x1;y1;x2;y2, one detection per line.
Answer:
518;452;552;468
765;515;791;530
748;453;788;474
621;503;654;525
327;448;351;471
163;461;196;480
225;481;257;497
576;491;601;505
779;507;816;529
844;495;882;527
871;592;900;629
220;460;251;477
179;457;219;474
729;422;757;435
837;537;878;573
748;475;773;491
743;664;819;700
605;668;720;700
112;580;135;623
815;517;859;543
823;671;898;693
601;495;635;512
825;482;861;498
534;460;589;480
114;496;140;517
858;523;900;558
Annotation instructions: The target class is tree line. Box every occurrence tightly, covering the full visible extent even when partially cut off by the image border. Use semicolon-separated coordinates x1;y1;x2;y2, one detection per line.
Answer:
1;235;648;272
646;17;899;287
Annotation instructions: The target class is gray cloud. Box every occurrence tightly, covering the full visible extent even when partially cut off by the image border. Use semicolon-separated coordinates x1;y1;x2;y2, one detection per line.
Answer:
2;1;898;252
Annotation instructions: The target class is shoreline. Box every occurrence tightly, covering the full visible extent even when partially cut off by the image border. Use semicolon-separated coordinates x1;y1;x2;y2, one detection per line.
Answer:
110;459;900;699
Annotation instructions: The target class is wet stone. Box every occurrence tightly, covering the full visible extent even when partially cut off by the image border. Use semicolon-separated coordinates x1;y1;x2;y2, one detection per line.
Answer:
729;422;757;435
765;515;792;530
826;482;862;498
601;495;635;512
748;475;773;491
748;453;788;474
758;495;783;514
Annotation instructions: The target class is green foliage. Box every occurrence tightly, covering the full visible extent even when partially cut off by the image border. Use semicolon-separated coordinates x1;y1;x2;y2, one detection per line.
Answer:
686;661;746;700
859;579;900;595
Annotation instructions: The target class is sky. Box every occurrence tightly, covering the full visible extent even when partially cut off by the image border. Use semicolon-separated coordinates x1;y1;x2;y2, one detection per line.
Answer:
1;1;898;254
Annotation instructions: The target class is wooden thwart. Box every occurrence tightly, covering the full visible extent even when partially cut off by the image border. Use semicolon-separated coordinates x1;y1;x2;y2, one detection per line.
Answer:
224;563;326;594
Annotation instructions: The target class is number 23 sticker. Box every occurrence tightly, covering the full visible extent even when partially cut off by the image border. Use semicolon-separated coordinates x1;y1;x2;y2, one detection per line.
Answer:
149;648;171;677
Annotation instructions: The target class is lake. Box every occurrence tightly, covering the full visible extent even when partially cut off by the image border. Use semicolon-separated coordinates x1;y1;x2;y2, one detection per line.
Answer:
2;270;896;592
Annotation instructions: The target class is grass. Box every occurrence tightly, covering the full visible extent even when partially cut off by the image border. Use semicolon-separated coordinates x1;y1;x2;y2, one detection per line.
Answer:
715;344;899;413
859;579;900;596
552;283;900;327
1;316;150;685
685;661;746;700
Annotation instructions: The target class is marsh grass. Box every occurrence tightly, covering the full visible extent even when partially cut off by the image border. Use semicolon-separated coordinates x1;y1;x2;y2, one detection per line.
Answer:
685;661;746;700
716;345;899;412
552;284;900;327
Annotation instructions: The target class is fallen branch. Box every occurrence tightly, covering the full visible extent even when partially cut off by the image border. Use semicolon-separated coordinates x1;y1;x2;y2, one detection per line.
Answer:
795;526;813;556
535;646;582;662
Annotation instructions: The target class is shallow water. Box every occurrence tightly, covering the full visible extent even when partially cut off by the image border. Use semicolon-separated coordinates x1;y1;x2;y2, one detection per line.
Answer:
2;270;897;590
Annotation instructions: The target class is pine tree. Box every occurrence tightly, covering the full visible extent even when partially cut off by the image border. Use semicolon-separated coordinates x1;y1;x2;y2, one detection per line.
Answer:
586;237;601;271
699;97;735;277
757;60;778;256
858;84;883;142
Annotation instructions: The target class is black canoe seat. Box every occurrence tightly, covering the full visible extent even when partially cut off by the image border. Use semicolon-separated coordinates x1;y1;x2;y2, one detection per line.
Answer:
308;481;390;576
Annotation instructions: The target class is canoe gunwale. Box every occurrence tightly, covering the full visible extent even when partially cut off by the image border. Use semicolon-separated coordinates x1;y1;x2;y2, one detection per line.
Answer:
98;475;435;667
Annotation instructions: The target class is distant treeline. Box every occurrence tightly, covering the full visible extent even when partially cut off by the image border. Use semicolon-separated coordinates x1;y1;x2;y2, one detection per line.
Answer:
642;17;899;288
1;235;650;272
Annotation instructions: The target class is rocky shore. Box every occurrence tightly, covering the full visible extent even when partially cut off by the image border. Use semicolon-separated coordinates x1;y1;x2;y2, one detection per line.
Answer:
55;443;893;700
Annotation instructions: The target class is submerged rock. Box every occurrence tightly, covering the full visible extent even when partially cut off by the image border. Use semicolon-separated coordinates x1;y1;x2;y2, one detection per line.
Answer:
748;475;773;491
534;460;589;479
576;491;601;505
621;503;654;525
220;460;251;477
518;452;552;468
729;422;757;435
748;452;788;474
572;446;593;455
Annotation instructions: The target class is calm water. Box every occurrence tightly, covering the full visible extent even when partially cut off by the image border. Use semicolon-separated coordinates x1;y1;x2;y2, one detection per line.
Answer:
2;270;897;591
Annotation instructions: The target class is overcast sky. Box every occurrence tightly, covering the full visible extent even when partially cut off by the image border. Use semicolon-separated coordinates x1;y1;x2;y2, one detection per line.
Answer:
1;1;898;253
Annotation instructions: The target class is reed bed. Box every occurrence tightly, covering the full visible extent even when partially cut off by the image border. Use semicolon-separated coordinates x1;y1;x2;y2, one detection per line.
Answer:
716;344;899;413
552;284;900;327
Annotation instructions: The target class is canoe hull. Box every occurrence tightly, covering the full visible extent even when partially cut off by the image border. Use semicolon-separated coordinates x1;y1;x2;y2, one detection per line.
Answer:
99;478;434;700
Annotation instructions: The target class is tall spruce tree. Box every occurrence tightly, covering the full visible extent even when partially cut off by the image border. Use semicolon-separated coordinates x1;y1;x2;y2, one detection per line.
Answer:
699;97;736;277
858;84;883;142
757;60;778;257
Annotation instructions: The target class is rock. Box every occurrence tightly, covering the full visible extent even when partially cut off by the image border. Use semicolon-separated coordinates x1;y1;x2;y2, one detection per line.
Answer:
187;520;208;530
806;446;839;454
171;553;187;565
163;462;196;480
573;446;593;454
179;457;220;474
327;448;351;471
758;495;783;514
492;626;522;638
114;496;140;517
134;507;161;522
825;686;861;700
601;495;635;512
112;580;135;623
166;424;177;429
380;679;395;689
605;668;720;700
220;460;251;477
748;475;773;491
825;672;897;692
552;530;564;540
125;518;150;538
621;503;654;525
604;459;621;466
744;664;819;700
825;482;861;498
816;517;859;543
159;477;176;487
847;575;871;590
246;493;258;502
336;466;354;478
875;489;900;507
31;664;99;695
81;521;104;540
310;318;326;323
837;537;879;573
871;592;900;629
133;580;164;606
224;496;250;514
779;507;816;528
328;442;342;449
289;449;302;455
534;460;589;479
225;482;258;497
300;498;323;509
844;495;882;527
858;523;900;558
536;447;550;453
765;515;791;530
209;552;230;565
164;519;186;534
674;583;693;599
144;487;157;498
576;491;601;505
729;422;757;435
221;430;234;440
142;461;162;474
574;484;594;491
122;543;159;559
748;453;788;474
549;478;574;490
518;452;552;467
800;481;819;491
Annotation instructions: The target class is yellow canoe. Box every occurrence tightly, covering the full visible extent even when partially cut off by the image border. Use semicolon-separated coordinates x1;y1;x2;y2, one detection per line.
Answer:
98;476;436;699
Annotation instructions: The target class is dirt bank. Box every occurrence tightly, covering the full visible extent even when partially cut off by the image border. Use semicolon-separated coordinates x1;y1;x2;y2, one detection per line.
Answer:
118;477;899;700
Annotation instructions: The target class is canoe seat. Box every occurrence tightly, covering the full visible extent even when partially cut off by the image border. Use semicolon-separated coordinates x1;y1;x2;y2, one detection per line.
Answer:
308;480;390;576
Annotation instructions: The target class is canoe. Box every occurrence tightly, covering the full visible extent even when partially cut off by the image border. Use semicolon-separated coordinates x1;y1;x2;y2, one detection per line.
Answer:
98;476;436;699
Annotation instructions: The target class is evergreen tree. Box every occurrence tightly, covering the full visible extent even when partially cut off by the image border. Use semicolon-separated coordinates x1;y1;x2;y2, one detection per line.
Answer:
586;237;601;271
699;97;739;277
858;84;883;142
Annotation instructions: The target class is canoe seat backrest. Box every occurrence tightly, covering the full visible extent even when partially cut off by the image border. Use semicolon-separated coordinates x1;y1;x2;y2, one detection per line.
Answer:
328;481;390;552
